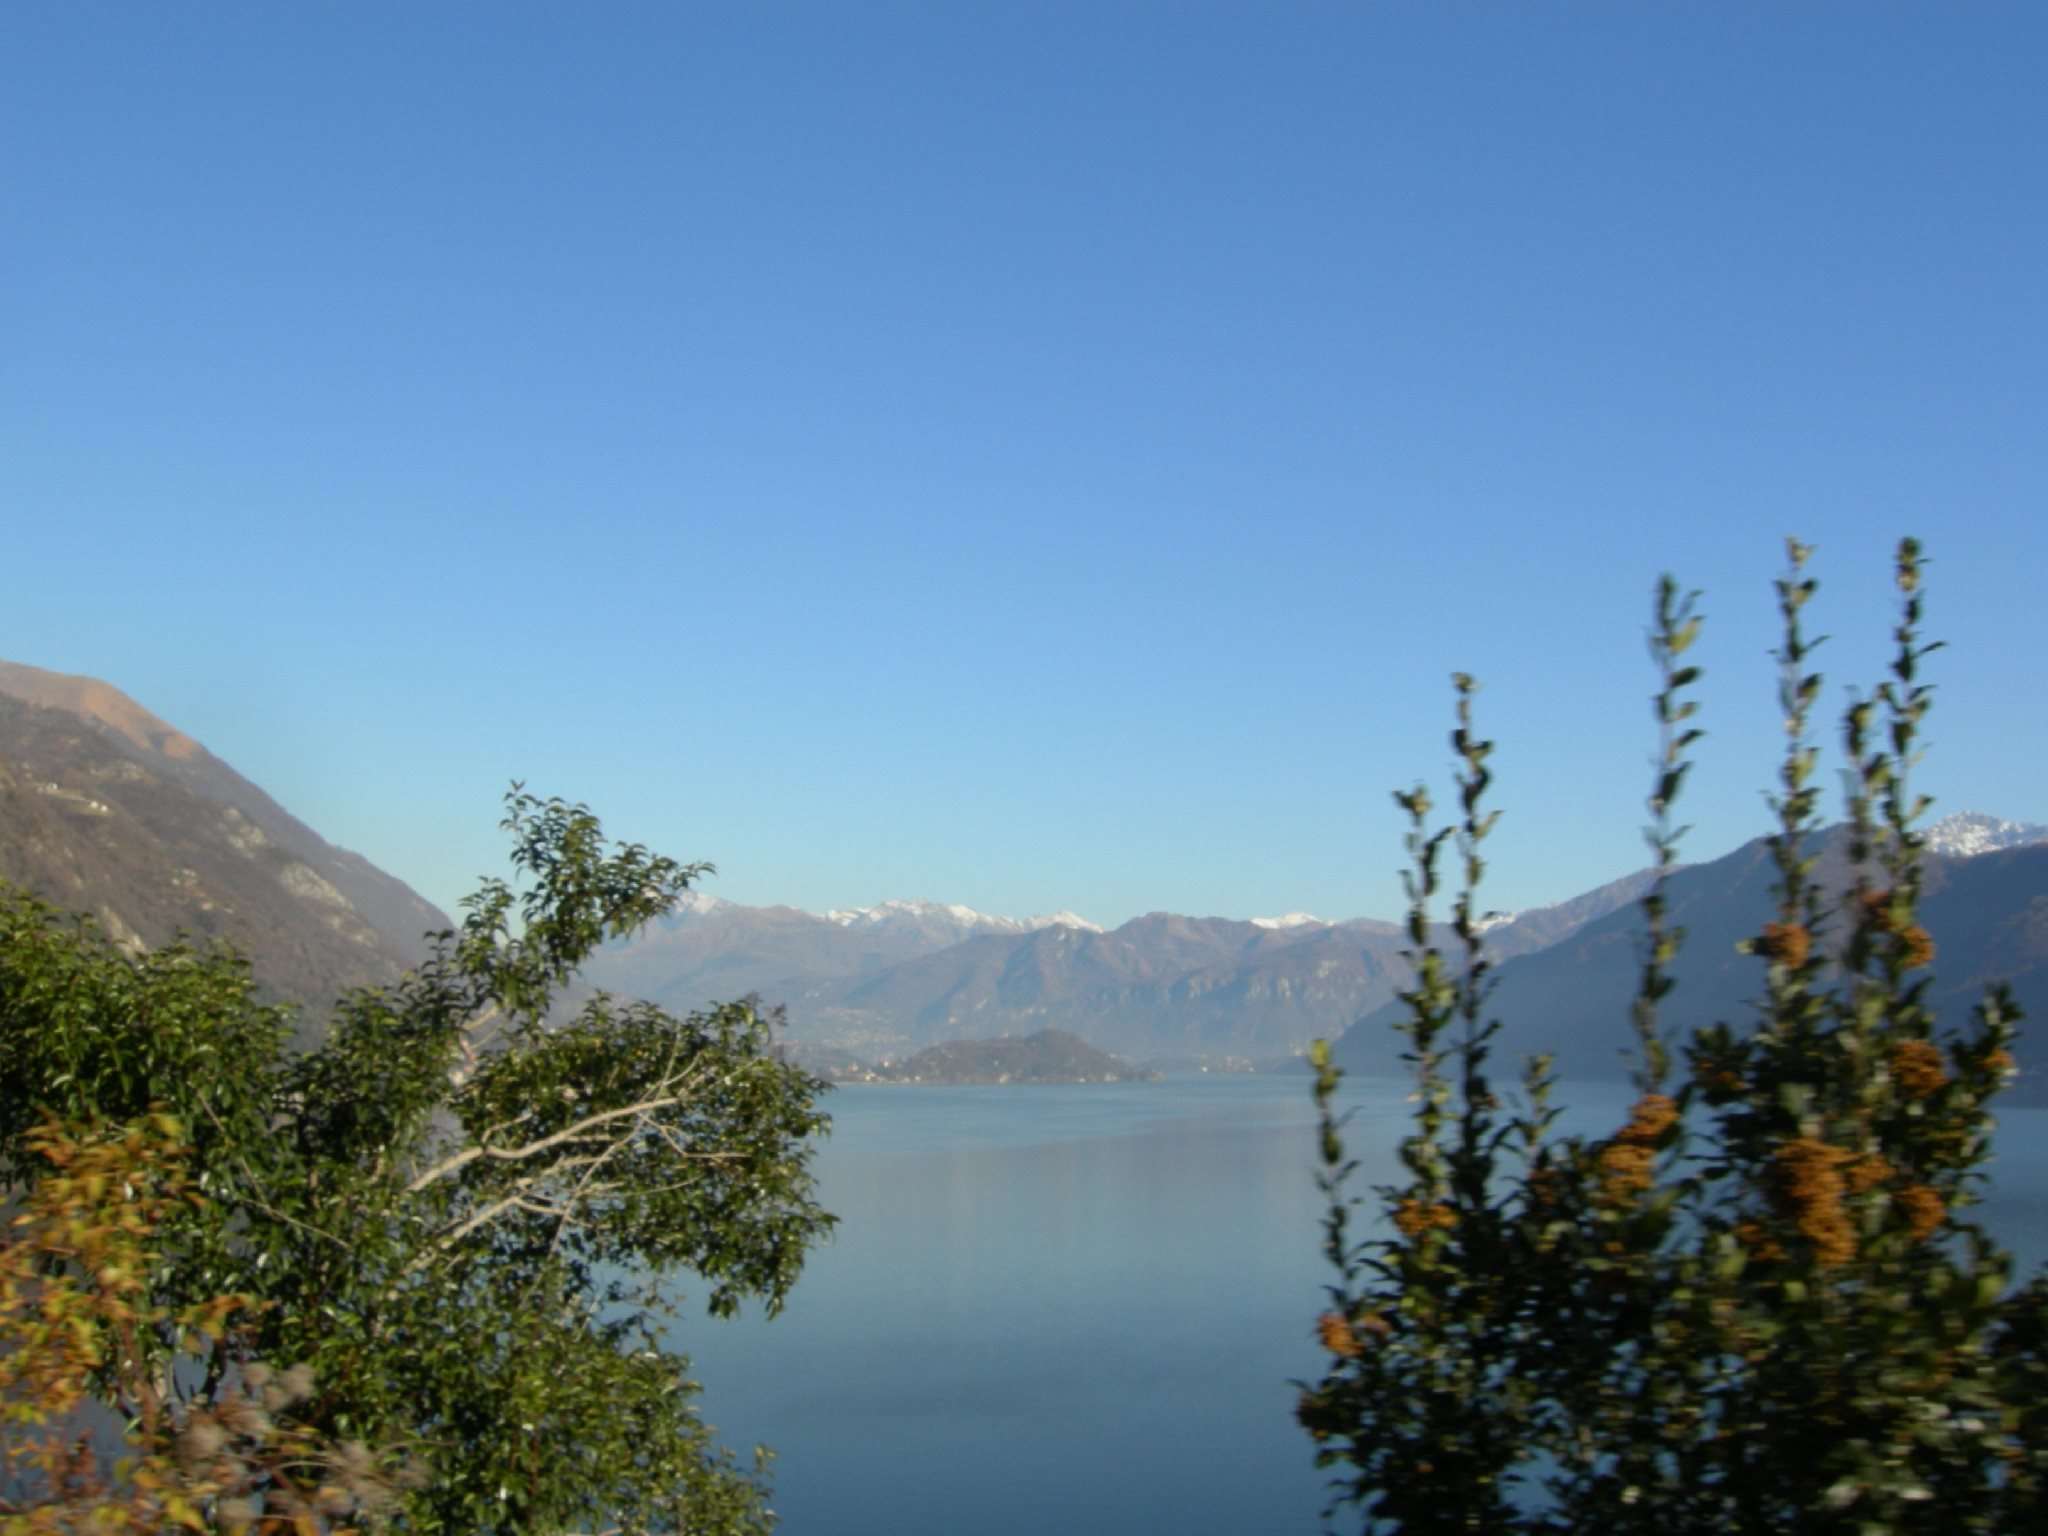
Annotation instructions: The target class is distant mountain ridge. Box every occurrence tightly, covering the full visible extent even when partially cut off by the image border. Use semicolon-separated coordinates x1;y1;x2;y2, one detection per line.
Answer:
0;659;449;1034
1334;818;2048;1104
587;865;1659;1059
595;812;2045;1074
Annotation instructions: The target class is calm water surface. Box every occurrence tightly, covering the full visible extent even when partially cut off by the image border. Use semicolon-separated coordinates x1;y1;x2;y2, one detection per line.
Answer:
666;1076;2048;1535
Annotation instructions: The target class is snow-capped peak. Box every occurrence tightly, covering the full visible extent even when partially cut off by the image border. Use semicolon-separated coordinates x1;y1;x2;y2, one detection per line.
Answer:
669;890;731;917
820;899;1102;935
824;899;979;928
1250;912;1328;930
1924;812;2048;860
1028;910;1105;934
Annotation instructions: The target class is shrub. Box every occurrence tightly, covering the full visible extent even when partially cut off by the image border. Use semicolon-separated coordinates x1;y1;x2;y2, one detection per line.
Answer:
1300;539;2046;1534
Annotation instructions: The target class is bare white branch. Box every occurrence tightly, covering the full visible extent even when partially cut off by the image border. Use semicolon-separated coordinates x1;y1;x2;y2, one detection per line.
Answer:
406;1096;683;1193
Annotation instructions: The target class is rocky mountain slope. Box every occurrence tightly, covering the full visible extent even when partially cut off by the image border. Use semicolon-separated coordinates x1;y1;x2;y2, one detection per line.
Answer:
0;659;448;1034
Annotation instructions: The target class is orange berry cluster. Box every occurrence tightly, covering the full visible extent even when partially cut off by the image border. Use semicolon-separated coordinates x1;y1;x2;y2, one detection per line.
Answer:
1755;922;1811;968
1596;1094;1678;1206
1890;1039;1949;1100
1774;1137;1856;1267
1392;1197;1459;1239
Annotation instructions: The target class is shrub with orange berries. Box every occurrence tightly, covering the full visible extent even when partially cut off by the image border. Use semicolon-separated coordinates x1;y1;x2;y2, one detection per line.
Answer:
1301;540;2043;1534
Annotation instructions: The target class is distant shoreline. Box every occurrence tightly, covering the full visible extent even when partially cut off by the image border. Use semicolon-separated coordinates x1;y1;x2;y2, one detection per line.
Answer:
791;1027;1159;1086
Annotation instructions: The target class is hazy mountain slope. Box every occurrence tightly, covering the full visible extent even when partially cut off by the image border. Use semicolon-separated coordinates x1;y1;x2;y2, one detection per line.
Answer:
1478;867;1663;958
1334;829;2048;1103
819;916;1403;1055
0;661;449;1031
585;888;1007;1024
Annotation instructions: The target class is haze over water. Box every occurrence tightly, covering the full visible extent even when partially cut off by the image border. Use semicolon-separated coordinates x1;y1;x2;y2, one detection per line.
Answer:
671;1077;2048;1535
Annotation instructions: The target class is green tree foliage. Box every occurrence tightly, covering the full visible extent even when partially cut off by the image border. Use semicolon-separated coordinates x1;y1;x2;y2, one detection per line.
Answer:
0;789;834;1534
1300;540;2048;1533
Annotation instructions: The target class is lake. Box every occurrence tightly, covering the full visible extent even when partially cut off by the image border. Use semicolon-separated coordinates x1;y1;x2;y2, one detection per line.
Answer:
667;1075;2048;1534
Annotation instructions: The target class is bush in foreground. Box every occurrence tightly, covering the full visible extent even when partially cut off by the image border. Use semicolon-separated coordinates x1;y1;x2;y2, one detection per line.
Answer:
1301;540;2047;1534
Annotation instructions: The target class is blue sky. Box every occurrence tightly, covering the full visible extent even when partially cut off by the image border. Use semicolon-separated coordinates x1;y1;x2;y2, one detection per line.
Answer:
4;3;2044;928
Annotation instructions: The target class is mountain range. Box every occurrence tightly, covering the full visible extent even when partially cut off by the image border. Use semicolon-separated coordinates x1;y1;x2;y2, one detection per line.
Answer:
580;872;1663;1060
4;658;2045;1090
581;814;2048;1093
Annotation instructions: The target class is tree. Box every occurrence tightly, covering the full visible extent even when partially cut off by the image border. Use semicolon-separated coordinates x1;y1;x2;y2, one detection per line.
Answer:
0;788;834;1534
1299;540;2048;1533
